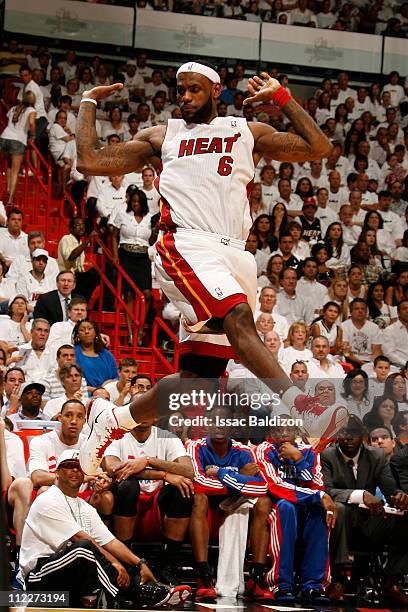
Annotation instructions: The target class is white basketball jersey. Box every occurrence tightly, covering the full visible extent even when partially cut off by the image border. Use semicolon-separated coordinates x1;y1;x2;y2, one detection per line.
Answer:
158;117;254;241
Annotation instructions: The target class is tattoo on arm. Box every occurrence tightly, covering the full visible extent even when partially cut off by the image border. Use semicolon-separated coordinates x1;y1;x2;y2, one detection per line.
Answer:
76;102;157;176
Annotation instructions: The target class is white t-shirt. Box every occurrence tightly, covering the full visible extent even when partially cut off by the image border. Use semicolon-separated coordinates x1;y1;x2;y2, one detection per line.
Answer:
43;393;88;420
280;346;313;374
16;272;56;308
17;80;47;119
19;485;113;576
341;319;382;362
0;317;32;346
103;380;131;404
5;429;26;479
28;429;87;475
104;426;187;493
140;186;160;215
1;106;35;145
49;123;71;159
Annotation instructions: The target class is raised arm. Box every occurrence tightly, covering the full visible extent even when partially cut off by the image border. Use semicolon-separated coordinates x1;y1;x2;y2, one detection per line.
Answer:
246;73;333;163
76;84;165;176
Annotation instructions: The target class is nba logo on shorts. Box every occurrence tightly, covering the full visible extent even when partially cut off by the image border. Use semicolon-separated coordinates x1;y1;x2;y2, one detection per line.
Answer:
221;237;230;246
215;287;223;297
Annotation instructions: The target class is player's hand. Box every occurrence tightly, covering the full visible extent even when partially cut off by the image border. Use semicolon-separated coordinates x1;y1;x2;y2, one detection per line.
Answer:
206;466;219;477
240;463;260;476
390;492;408;511
321;493;337;528
139;563;156;584
279;442;303;462
164;473;194;498
245;72;281;105
114;458;148;480
93;472;112;492
112;561;130;588
82;83;123;102
363;491;384;516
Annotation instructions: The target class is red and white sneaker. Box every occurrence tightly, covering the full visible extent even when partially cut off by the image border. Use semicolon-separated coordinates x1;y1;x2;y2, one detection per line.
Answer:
195;579;217;601
79;398;129;474
244;578;274;601
165;584;192;606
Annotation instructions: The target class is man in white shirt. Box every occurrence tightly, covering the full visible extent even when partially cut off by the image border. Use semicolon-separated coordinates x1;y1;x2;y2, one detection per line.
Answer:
341;299;382;366
337;71;356;103
357;173;378;205
382;300;408;368
96;175;127;220
272;179;303;212
376;190;402;243
58;50;77;83
43;343;88;400
1;367;25;416
297;258;329;319
339;204;360;246
145;70;169;100
254;286;289;341
123;60;144;100
305;159;329;192
21;449;187;607
7;230;59;284
18;65;48;146
354;141;381;182
260;165;279;209
43;364;87;419
150;93;171;127
327;171;349;213
349;189;366;224
8;382;47;430
307;336;345;379
353;87;372;118
135;52;153;81
290;0;317;25
104;358;138;406
57;218;98;302
13;318;55;383
140;166;160;215
0;208;29;266
382;71;405;108
315;188;338;236
16;249;56;308
276;268;313;325
103;416;194;583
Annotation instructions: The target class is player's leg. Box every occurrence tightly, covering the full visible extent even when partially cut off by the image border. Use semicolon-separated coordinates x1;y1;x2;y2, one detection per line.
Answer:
189;493;217;600
264;499;297;603
299;506;330;604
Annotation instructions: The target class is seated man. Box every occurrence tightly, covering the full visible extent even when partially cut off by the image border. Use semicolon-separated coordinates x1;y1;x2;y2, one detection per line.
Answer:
322;416;408;605
1;367;25;416
103;393;194;585
8;382;47;430
43;364;88;419
43;344;88;400
307;336;345;380
7;230;59;285
187;406;268;601
33;270;81;327
20;450;191;607
11;318;55;383
15;249;56;309
1;416;33;586
103;358;138;406
250;421;336;605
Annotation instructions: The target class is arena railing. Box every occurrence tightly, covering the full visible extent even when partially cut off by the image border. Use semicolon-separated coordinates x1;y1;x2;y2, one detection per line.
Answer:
24;141;52;236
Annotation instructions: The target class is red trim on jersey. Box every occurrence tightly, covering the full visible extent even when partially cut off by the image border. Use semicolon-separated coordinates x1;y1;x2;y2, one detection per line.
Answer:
157;231;248;321
179;339;237;360
155;175;177;231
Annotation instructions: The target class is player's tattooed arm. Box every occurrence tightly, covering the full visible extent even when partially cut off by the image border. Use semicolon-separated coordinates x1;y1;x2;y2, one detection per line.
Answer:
76;84;165;176
246;73;333;162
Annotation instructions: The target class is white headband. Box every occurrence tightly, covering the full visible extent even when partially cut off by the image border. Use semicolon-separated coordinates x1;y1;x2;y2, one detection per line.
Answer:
176;62;220;84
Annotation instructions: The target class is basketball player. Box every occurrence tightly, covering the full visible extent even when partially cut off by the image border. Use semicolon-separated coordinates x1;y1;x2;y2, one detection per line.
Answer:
76;62;333;475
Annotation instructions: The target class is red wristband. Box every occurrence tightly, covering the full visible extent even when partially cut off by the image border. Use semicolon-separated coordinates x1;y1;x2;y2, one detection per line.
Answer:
271;86;292;109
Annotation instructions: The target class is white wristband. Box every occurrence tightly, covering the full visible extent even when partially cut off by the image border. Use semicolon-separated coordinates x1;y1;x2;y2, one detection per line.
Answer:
81;98;97;106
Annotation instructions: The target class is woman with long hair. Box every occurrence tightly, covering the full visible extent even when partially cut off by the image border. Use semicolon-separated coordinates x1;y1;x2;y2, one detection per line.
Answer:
384;373;408;412
333;103;350;143
111;187;154;345
328;278;350;321
73;318;118;390
278;162;296;189
310;242;334;285
366;281;397;328
295;177;314;201
0;91;36;205
324;222;351;270
363;210;395;257
101;106;129;142
253;214;277;254
311;301;343;353
288;220;310;261
0;294;32;345
260;254;284;291
316;91;332;126
342;369;371;419
368;83;382;117
270;202;288;242
280;321;312;373
385;268;408;306
249;182;269;221
350;242;384;286
347;264;366;299
363;395;399;436
77;66;94;94
357;227;385;267
344;130;364;158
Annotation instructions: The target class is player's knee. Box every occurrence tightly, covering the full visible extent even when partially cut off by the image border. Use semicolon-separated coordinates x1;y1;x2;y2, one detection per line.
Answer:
277;498;296;517
192;493;209;515
223;302;256;346
9;477;33;501
113;477;140;516
253;496;273;517
164;487;193;518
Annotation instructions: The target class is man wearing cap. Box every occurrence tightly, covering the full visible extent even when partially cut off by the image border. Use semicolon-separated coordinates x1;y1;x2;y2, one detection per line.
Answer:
20;449;191;607
295;198;322;243
123;59;144;101
322;416;408;605
15;249;56;308
7;230;59;285
75;62;334;475
7;381;47;430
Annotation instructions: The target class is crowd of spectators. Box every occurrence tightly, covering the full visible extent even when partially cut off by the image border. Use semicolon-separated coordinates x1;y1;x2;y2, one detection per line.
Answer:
2;40;408;607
